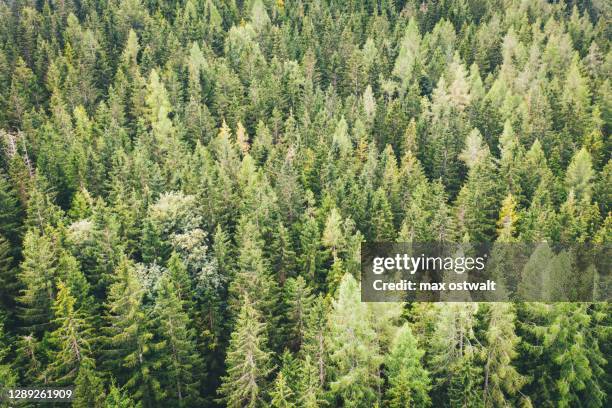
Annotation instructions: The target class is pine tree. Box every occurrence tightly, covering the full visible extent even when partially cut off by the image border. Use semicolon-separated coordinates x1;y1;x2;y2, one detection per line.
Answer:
218;295;272;408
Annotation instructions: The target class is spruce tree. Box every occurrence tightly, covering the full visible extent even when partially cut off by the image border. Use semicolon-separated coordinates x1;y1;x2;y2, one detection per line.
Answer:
102;259;164;407
302;295;329;388
104;382;139;408
73;359;106;408
270;372;296;408
0;235;16;314
518;303;606;407
481;303;527;407
218;295;272;408
428;303;483;407
154;274;203;407
18;230;59;332
455;135;501;242
327;274;381;406
385;324;431;407
296;354;325;408
45;282;94;385
0;315;17;394
283;276;314;351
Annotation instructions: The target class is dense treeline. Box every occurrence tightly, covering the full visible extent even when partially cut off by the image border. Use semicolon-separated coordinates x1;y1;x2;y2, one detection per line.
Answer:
0;0;610;407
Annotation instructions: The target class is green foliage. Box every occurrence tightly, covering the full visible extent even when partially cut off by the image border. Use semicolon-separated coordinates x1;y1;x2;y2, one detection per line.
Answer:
385;324;431;407
153;274;203;407
45;282;93;385
327;274;381;406
0;1;608;407
73;360;106;408
102;259;164;407
218;295;272;407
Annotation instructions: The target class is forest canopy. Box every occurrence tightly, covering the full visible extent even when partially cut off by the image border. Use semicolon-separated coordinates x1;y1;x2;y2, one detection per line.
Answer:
0;0;610;407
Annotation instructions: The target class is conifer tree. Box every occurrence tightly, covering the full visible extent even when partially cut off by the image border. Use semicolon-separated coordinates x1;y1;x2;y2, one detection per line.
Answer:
456;134;500;242
229;216;276;320
298;211;322;283
270;372;296;408
154;274;203;407
0;235;16;313
45;282;94;385
18;230;59;332
385;324;431;407
565;147;594;202
104;383;138;408
283;276;314;351
73;359;106;408
270;222;297;285
296;354;325;408
218;295;272;408
0;315;17;393
481;303;527;407
302;295;329;388
322;208;344;260
327;274;381;406
518;303;606;407
429;303;483;407
103;259;163;407
394;18;421;91
0;169;23;247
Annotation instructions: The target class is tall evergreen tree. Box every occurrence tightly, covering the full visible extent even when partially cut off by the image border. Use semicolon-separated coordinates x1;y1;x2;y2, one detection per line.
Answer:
102;259;164;407
45;282;94;385
385;324;431;407
327;274;381;406
154;274;203;407
218;295;272;408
